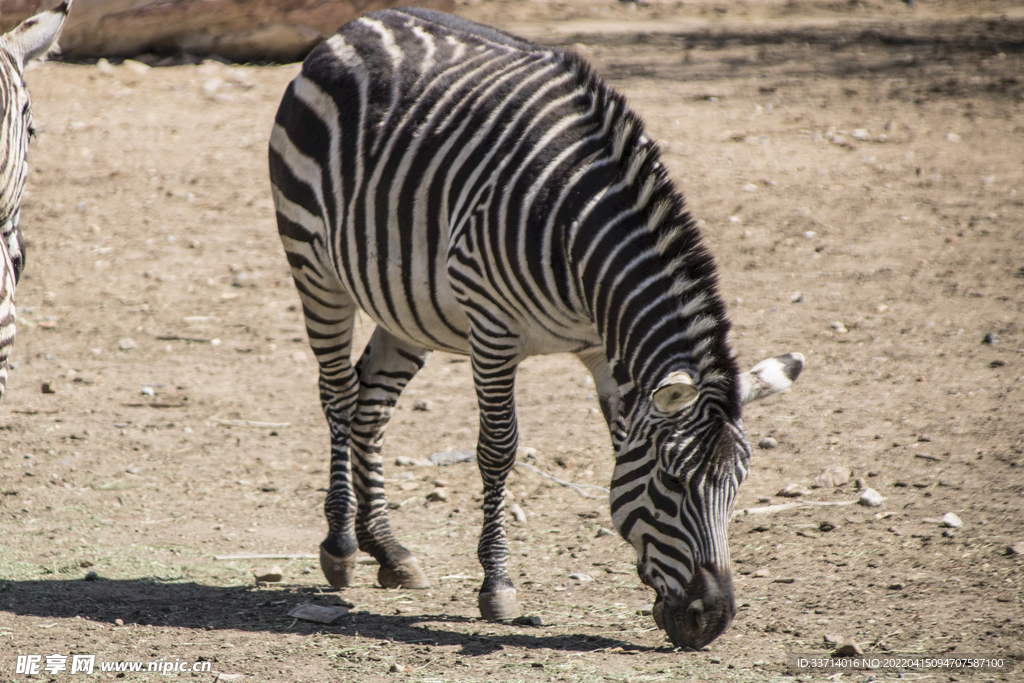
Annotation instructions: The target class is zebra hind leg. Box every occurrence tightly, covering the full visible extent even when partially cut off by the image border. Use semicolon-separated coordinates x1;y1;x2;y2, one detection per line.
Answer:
350;327;432;589
470;334;523;621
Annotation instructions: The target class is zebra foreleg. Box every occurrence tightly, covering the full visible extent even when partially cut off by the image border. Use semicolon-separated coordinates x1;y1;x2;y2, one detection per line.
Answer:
350;327;431;589
470;336;523;621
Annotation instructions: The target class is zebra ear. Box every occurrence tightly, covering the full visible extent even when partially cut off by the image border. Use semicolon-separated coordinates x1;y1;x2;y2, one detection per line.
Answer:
4;0;72;66
652;371;699;414
738;352;804;405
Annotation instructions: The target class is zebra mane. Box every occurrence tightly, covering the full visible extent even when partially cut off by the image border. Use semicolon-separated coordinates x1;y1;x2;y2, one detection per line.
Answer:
558;50;741;417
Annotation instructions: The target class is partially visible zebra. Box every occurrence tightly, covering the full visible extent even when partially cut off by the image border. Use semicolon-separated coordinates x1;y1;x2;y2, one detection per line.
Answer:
269;8;803;649
0;0;73;401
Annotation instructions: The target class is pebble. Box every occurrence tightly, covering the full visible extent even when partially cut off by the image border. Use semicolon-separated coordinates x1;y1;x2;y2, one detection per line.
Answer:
852;128;871;141
982;333;999;345
118;338;137;351
638;605;654;616
818;521;837;532
757;495;772;503
254;565;284;582
942;529;955;538
830;321;849;334
1006;542;1024;556
426;488;449;502
946;132;962;143
859;488;884;507
508;503;527;523
595;526;615;538
758;437;778;450
789;291;804;303
84;571;99;581
568;572;594;582
942;512;963;528
412;399;433;411
753;568;771;578
823;634;841;646
389;663;407;673
429;450;476;466
141;386;155;397
40;381;56;394
394;456;431;467
834;641;864;656
855;477;867;491
115;619;124;627
813;465;851;489
777;483;809;498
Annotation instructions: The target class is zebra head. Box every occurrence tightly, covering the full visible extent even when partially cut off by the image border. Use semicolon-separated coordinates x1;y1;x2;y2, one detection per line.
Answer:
611;352;804;649
0;0;72;283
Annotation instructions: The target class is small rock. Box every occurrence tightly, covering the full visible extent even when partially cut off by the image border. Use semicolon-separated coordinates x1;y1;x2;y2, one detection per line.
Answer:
508;503;527;523
758;437;778;450
855;477;867;491
942;529;955;538
1006;542;1024;556
852;128;870;141
813;465;851;489
84;571;99;581
115;618;124;626
412;399;433;411
118;338;137;351
210;338;223;347
823;634;842;646
789;291;804;303
982;333;999;345
426;488;449;502
989;359;1006;368
514;615;543;626
859;488;884;507
40;381;56;394
638;605;654;616
595;526;615;538
946;132;962;143
830;321;849;334
818;521;837;532
80;559;94;568
389;663;407;673
942;512;963;528
429;450;476;466
753;568;770;578
395;456;417;466
254;565;284;582
141;386;155;397
834;641;864;657
215;675;244;682
709;656;723;664
433;479;448;488
568;572;594;582
757;495;771;503
777;483;809;498
287;603;349;624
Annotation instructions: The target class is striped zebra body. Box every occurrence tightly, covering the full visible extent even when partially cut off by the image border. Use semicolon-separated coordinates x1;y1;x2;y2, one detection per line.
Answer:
0;0;72;401
270;8;802;649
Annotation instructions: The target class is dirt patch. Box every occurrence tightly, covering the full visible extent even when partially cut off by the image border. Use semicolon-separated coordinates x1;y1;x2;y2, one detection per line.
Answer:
1;1;1022;681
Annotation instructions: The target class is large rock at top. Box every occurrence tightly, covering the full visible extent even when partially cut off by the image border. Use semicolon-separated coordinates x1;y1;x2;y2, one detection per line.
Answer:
1;0;455;62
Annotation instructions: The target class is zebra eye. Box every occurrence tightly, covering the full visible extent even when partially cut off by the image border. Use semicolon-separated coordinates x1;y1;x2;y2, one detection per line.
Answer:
657;469;685;493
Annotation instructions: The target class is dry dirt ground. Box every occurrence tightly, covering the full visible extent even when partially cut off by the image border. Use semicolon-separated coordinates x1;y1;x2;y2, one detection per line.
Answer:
1;1;1022;681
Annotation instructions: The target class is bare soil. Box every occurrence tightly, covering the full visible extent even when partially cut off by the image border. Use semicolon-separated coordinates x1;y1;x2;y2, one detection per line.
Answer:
1;1;1022;681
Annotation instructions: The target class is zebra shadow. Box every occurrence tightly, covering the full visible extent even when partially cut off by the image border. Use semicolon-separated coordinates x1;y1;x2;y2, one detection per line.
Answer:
0;578;665;655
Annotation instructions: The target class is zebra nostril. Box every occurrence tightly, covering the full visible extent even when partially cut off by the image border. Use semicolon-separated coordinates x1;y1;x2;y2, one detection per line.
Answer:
686;599;704;632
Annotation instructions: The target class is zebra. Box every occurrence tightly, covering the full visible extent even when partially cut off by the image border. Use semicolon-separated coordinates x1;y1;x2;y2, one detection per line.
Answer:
269;8;803;650
0;0;72;401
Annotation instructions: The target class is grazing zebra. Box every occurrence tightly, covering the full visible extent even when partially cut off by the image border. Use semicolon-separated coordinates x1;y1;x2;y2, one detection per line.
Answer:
0;0;72;401
269;8;803;649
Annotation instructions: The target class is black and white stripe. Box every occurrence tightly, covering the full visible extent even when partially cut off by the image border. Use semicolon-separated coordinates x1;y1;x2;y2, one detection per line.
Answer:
0;0;72;401
270;8;802;649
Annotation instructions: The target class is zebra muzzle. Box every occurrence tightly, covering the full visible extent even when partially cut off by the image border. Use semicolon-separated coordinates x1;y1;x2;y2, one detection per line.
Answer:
655;563;736;650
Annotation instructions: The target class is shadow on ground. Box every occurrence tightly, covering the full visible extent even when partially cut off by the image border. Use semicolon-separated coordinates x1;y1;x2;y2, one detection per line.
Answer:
0;578;662;656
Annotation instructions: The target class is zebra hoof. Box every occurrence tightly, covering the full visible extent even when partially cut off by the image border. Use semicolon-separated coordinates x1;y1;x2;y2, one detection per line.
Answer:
479;589;521;621
378;558;430;590
319;545;357;588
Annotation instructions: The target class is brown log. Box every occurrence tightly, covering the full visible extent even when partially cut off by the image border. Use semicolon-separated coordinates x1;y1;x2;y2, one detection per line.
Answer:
2;0;455;62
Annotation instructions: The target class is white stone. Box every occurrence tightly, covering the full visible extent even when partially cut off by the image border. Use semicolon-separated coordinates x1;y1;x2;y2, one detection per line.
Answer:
859;488;884;507
942;512;963;528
